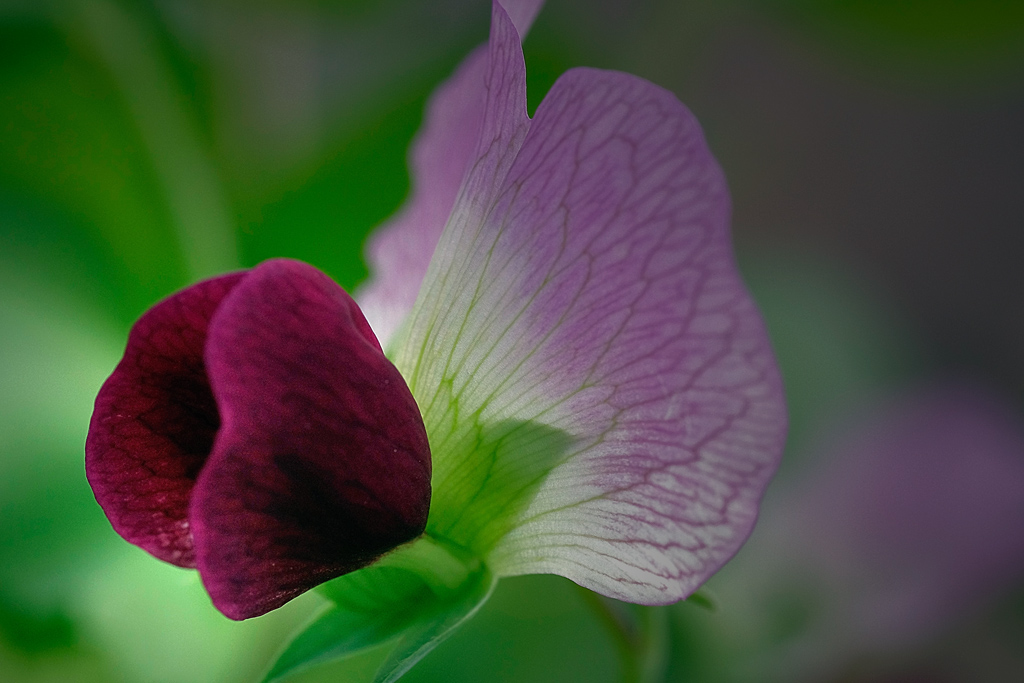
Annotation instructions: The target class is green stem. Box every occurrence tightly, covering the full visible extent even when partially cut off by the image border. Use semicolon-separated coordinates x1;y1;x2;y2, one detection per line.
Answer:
375;535;479;597
70;0;240;280
577;587;670;683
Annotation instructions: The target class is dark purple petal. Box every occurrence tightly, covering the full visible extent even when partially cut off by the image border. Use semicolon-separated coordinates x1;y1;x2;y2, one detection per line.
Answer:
86;272;245;568
192;259;431;620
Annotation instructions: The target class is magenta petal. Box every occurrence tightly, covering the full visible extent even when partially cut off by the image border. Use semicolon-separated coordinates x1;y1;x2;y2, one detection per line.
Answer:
794;383;1024;644
711;383;1024;675
192;259;430;620
86;272;245;568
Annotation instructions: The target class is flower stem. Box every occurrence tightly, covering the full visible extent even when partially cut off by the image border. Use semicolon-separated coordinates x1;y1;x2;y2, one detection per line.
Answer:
577;586;670;683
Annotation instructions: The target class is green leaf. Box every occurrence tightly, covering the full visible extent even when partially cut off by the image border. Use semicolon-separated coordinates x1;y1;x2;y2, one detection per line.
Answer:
373;567;496;683
264;555;494;683
264;564;431;682
684;588;717;612
262;602;421;683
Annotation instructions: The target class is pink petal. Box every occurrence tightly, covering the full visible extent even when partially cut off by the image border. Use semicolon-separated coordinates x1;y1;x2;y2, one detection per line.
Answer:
395;4;786;603
356;0;544;348
356;47;487;349
500;0;545;36
85;272;245;568
192;259;431;620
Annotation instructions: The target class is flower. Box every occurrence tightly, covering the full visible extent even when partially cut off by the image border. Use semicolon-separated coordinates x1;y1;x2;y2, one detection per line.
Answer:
356;0;786;608
86;0;786;650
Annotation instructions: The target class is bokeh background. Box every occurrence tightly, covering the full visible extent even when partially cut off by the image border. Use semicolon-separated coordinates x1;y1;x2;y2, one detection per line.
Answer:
2;0;1023;681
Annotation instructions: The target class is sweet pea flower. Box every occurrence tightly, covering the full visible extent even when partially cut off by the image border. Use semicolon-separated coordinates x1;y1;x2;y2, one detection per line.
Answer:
85;0;786;667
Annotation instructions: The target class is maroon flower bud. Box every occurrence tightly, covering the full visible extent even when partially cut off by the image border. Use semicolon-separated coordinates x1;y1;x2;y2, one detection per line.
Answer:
86;258;431;620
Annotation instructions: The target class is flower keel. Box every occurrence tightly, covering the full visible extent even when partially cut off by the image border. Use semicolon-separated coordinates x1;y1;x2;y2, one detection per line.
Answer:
86;259;431;620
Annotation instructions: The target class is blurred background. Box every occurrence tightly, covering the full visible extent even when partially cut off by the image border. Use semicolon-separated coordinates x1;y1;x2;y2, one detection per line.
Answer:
1;0;1023;681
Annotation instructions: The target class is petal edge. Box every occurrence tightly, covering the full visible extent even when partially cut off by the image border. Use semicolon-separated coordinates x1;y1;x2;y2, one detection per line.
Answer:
85;272;244;568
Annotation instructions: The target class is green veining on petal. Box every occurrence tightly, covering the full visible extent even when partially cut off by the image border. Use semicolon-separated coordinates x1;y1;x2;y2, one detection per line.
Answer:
411;377;574;558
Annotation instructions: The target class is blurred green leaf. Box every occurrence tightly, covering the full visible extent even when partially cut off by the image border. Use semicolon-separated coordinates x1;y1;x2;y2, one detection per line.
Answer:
71;0;240;279
0;254;119;663
71;548;319;683
0;18;188;306
241;96;424;290
0;256;121;575
0;597;75;655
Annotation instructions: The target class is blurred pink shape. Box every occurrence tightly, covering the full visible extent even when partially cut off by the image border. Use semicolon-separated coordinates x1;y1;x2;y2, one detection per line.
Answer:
712;381;1024;680
798;382;1024;645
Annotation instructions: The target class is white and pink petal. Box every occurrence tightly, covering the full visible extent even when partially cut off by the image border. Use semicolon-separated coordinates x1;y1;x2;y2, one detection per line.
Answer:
393;2;786;604
356;0;546;350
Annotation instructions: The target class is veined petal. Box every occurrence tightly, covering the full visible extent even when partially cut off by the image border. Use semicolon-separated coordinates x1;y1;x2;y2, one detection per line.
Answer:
499;0;545;37
356;0;544;349
394;4;786;603
85;272;244;568
356;47;487;350
192;259;431;620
